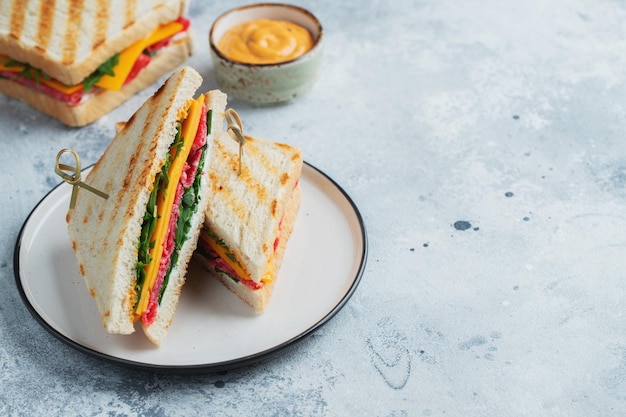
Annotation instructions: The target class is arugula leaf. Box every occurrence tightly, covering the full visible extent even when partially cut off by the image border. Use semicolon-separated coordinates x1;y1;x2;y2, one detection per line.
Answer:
162;125;182;198
204;226;245;272
136;172;161;294
206;228;228;249
3;59;51;85
206;109;213;134
2;54;120;92
134;123;183;306
182;190;195;207
82;53;120;92
158;143;208;303
215;267;240;283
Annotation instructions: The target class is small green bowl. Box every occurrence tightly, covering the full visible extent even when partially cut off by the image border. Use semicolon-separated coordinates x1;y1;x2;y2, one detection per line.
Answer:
209;3;324;105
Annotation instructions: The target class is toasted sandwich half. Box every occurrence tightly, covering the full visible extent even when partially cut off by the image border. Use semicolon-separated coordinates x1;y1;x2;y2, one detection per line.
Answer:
67;67;227;345
0;0;193;126
195;131;303;313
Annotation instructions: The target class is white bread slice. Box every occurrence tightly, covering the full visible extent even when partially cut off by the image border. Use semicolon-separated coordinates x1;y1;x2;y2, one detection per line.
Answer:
67;66;206;337
199;134;303;312
0;0;188;85
0;36;193;126
141;89;227;345
199;184;302;313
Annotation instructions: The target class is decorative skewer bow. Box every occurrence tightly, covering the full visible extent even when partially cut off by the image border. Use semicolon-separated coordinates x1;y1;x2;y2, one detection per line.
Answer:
224;108;246;176
55;148;109;209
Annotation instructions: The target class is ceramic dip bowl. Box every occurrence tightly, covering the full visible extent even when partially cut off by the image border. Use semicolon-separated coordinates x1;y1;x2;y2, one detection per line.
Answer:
209;3;324;105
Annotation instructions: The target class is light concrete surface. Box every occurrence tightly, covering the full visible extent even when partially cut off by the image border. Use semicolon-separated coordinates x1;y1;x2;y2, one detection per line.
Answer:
1;1;626;416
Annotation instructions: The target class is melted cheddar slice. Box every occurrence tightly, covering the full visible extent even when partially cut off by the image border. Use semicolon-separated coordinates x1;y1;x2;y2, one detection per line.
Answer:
133;95;204;319
96;20;184;91
0;57;83;94
0;19;184;94
201;230;273;284
202;230;251;281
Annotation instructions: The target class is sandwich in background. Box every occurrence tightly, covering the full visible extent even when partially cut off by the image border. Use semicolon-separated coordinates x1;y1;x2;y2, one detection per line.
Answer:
67;66;227;345
195;124;304;313
0;0;193;127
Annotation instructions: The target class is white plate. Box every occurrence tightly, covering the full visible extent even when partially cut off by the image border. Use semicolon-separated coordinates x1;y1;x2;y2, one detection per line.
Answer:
14;162;367;373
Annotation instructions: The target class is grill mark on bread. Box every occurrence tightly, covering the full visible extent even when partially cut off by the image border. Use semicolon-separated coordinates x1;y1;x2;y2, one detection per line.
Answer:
63;0;85;65
208;169;250;226
93;0;110;50
124;0;137;29
248;142;281;178
153;80;167;99
277;143;301;162
240;168;268;205
9;1;26;41
36;0;56;51
216;140;270;206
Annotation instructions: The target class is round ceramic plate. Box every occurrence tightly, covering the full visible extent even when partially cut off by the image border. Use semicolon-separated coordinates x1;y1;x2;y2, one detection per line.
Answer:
13;162;367;373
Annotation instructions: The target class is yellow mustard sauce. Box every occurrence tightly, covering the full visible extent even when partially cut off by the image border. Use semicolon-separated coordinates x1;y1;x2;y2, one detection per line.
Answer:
217;19;314;64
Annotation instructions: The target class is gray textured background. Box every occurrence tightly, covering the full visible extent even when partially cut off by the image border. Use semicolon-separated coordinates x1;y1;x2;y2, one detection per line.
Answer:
2;0;626;415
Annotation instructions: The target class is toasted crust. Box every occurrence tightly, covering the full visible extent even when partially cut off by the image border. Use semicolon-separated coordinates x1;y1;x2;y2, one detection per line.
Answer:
0;0;189;85
67;66;203;336
0;36;192;126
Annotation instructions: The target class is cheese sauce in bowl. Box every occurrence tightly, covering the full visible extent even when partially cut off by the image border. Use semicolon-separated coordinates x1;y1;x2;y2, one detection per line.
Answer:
209;4;323;105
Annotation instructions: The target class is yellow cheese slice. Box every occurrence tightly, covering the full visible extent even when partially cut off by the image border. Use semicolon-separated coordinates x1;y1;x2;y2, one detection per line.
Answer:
201;230;251;281
134;94;204;318
42;78;83;94
145;21;185;48
96;21;184;91
0;57;83;94
200;230;273;284
0;20;184;95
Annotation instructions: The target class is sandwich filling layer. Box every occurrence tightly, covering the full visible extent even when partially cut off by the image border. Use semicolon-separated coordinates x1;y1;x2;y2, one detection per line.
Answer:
0;18;189;106
135;95;209;326
197;227;265;290
195;180;300;291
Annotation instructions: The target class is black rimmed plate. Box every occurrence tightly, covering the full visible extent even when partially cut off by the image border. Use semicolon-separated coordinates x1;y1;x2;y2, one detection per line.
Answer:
13;162;367;373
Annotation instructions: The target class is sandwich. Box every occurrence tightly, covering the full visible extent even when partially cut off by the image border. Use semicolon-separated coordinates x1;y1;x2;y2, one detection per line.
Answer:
66;66;227;345
0;0;193;127
195;126;303;313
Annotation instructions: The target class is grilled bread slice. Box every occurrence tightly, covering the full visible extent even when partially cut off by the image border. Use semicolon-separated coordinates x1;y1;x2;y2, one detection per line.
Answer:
0;0;192;126
0;38;192;126
67;66;227;345
196;132;303;313
0;0;187;85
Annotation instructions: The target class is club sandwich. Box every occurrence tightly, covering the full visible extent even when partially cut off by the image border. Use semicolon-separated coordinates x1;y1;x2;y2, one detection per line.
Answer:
196;125;303;313
66;66;227;345
0;0;193;126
